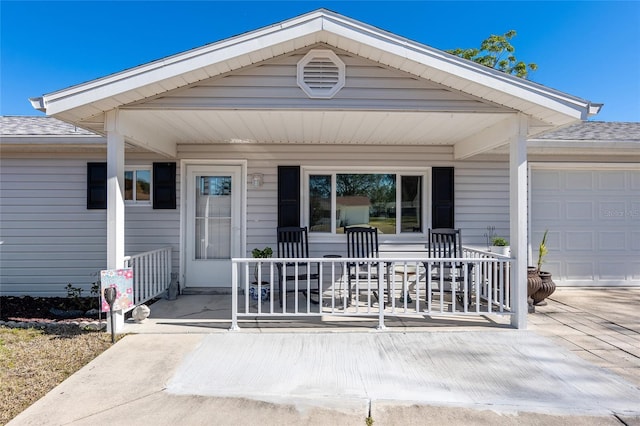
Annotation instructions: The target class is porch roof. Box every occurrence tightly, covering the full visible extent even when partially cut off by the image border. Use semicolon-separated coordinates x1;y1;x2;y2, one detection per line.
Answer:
28;9;601;157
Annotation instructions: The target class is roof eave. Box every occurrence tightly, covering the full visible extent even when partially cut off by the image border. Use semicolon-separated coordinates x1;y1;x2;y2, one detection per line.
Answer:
32;9;598;127
29;97;46;112
589;103;604;116
0;135;104;145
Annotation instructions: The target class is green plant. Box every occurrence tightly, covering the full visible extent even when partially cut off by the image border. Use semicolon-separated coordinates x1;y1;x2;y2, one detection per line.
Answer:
447;30;538;79
90;280;100;298
537;229;549;272
491;237;508;246
65;283;83;299
64;283;99;311
251;247;273;282
251;247;273;259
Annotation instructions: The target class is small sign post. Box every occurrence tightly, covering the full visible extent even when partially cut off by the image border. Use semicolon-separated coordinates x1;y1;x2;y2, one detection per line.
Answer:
103;287;117;343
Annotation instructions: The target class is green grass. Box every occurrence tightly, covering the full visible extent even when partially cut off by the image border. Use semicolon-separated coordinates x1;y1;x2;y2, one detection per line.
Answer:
0;326;117;424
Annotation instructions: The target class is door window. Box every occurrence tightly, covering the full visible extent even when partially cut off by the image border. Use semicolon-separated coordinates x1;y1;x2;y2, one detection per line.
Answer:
194;176;232;259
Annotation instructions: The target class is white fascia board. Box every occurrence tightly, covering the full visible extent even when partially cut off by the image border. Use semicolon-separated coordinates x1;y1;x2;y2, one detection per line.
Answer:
320;17;593;122
528;140;640;149
29;97;45;112
528;136;640;144
0;135;104;145
530;161;640;170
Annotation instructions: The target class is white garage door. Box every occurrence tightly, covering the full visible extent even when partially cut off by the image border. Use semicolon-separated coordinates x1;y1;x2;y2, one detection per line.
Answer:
531;168;640;287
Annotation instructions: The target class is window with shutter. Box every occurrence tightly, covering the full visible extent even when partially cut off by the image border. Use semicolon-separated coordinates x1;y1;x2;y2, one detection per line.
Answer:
278;166;300;228
87;162;107;209
432;167;455;228
153;162;176;209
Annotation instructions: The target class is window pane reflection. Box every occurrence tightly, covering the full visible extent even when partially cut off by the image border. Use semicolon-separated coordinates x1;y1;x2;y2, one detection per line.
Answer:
309;175;331;232
401;176;422;232
336;174;396;234
124;171;133;200
308;172;424;235
136;170;151;201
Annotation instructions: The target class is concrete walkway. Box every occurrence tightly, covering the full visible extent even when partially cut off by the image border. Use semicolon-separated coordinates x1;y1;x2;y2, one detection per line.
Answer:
9;288;640;425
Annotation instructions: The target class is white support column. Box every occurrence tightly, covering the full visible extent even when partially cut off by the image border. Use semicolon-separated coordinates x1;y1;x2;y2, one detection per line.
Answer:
510;114;529;328
105;110;125;333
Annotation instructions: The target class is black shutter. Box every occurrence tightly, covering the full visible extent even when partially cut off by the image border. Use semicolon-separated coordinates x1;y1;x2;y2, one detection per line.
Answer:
87;162;107;209
153;162;176;209
278;166;300;227
432;167;454;229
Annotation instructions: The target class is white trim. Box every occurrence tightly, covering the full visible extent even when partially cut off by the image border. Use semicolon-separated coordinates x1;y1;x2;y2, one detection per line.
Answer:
527;163;533;267
0;135;103;143
106;111;125;271
124;166;152;205
510;113;528;329
530;162;640;170
302;166;430;243
529;140;640;146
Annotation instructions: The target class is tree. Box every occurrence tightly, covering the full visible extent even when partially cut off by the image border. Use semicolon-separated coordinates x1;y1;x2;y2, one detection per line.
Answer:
447;30;538;79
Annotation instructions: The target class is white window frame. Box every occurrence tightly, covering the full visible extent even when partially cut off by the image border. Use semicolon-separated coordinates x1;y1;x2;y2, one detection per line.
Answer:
302;167;431;241
124;166;152;205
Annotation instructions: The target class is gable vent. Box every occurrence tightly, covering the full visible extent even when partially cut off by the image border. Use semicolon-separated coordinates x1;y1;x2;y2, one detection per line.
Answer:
297;49;345;99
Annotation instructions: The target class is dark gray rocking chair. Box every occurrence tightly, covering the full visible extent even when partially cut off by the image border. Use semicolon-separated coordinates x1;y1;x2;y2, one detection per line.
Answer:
276;226;320;307
345;226;380;305
427;228;473;308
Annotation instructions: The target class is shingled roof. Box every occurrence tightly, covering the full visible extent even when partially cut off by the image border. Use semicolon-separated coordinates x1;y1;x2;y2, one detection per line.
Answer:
0;116;97;136
534;121;640;142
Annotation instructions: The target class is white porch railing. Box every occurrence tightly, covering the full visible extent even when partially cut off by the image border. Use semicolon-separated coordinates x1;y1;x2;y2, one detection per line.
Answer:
231;252;512;330
124;246;172;310
463;246;512;312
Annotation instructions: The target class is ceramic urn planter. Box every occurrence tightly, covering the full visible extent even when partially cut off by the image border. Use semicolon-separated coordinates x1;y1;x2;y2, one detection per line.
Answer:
532;271;556;306
527;267;543;312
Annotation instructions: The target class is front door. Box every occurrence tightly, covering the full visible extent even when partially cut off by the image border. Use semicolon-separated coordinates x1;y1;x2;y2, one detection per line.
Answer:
185;165;242;287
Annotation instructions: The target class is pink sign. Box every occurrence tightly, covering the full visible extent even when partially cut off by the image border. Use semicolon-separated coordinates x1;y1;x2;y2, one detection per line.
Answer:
100;269;134;312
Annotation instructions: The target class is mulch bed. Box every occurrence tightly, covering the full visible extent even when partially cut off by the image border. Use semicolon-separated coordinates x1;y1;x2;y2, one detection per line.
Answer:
0;296;103;324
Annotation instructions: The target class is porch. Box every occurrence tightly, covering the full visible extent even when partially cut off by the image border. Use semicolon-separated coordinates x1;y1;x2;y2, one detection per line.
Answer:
123;246;514;332
232;247;513;330
122;292;514;333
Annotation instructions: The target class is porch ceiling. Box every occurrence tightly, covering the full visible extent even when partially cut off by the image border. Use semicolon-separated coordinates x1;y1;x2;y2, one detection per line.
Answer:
115;109;514;146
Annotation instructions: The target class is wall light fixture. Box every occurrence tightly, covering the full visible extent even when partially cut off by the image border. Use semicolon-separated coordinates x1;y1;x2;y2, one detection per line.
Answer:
251;173;264;188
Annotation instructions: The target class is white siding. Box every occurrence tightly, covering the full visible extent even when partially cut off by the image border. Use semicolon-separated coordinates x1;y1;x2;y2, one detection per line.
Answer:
178;144;510;259
456;157;510;245
1;144;512;296
135;46;501;113
0;153;180;296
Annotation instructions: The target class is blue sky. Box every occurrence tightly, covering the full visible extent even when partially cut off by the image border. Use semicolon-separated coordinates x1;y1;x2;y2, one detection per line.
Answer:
1;1;639;122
